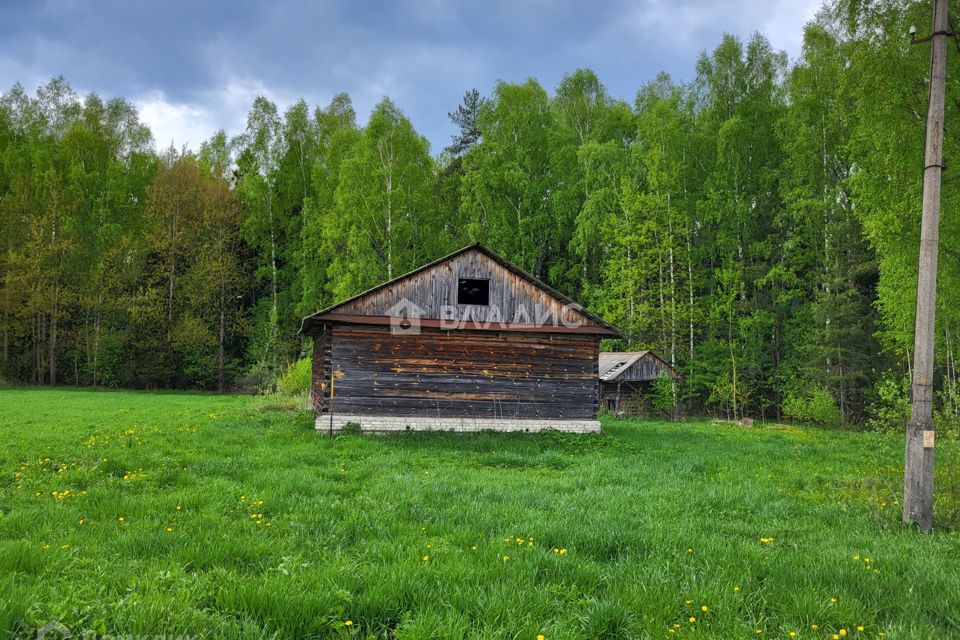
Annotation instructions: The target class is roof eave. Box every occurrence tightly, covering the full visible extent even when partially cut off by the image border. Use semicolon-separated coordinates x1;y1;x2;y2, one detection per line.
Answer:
302;313;620;336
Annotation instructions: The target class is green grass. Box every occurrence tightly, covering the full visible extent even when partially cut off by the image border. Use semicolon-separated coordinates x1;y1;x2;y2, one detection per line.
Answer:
1;388;958;639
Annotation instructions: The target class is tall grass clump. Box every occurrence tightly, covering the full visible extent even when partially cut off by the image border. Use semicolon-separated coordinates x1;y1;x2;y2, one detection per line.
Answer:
276;357;311;396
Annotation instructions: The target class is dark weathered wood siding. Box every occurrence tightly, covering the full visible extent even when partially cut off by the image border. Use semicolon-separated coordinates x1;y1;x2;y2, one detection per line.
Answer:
310;328;331;413
615;354;675;382
330;248;600;330
314;325;600;419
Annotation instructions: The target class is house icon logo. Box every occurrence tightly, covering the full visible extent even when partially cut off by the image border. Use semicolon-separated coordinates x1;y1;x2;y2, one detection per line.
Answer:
385;298;425;335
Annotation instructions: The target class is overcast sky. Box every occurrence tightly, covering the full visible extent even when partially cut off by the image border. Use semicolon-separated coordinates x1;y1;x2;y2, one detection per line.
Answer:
1;0;822;155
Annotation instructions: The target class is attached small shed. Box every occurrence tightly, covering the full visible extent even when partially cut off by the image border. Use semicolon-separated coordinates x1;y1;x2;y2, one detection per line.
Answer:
299;243;622;434
599;351;679;414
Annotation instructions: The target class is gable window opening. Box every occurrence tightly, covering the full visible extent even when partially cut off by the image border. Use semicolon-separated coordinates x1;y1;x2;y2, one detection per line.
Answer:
457;278;490;306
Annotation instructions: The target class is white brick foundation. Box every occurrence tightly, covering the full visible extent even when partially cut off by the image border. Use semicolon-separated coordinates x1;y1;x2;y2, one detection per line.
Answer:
314;415;602;435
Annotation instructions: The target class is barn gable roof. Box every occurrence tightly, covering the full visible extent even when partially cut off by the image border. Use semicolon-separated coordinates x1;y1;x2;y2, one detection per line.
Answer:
599;351;679;381
299;243;622;337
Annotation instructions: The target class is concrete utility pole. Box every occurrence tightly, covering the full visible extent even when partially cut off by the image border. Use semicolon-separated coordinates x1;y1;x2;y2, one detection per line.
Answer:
904;0;950;533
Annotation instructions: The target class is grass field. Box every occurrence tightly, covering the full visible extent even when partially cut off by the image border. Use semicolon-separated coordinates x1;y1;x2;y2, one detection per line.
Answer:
1;389;959;639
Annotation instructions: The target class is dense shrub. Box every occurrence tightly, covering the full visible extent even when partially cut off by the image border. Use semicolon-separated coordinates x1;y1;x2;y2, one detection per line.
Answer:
651;374;676;417
783;385;841;426
866;372;910;433
276;357;311;396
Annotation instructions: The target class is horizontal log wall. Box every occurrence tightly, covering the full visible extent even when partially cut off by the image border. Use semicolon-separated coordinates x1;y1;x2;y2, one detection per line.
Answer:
321;325;600;419
310;328;331;413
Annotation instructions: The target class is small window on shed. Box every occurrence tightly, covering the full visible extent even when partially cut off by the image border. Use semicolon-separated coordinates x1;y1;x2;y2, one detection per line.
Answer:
457;278;490;305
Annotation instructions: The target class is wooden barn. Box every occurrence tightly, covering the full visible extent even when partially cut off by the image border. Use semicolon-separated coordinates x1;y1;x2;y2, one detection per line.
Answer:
598;351;679;414
299;244;622;434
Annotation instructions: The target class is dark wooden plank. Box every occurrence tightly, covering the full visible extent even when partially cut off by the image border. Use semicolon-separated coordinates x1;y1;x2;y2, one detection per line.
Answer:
316;324;601;420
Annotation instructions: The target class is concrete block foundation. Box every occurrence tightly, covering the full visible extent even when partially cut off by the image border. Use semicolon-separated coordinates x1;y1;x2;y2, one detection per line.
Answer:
315;415;602;435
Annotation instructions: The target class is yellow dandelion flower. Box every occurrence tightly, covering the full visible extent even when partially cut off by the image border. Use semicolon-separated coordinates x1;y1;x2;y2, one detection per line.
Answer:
733;586;740;593
503;555;510;562
812;624;819;630
166;527;173;533
559;549;567;555
689;617;696;623
685;600;693;605
537;635;545;640
687;548;694;553
345;620;353;626
422;555;429;562
701;605;708;612
840;630;847;637
857;626;864;632
789;633;797;638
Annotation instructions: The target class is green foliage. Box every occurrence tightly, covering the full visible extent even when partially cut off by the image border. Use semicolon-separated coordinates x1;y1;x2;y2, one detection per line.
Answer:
2;388;959;636
935;410;960;442
867;372;911;434
340;421;362;436
650;374;676;415
0;80;244;391
783;385;842;427
171;313;216;389
937;367;960;440
325;98;449;299
276;357;311;396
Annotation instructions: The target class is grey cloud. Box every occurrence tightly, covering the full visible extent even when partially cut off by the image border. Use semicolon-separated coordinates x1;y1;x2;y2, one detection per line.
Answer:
1;0;821;153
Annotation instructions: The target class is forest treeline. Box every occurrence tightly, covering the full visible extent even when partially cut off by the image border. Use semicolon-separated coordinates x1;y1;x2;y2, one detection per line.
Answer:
2;0;960;427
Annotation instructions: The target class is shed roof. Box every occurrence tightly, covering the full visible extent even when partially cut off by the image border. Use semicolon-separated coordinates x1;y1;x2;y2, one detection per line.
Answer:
299;243;623;337
599;351;678;381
